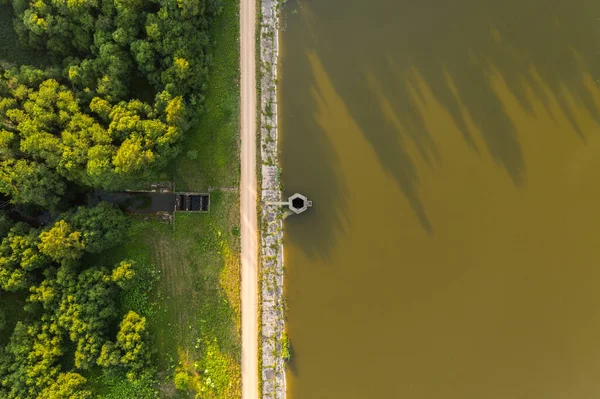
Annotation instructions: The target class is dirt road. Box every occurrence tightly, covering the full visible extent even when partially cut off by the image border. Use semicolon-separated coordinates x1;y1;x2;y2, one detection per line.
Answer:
240;0;258;397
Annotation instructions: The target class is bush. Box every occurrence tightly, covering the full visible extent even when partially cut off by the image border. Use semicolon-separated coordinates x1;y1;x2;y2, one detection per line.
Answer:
281;332;291;361
174;371;190;391
92;372;159;399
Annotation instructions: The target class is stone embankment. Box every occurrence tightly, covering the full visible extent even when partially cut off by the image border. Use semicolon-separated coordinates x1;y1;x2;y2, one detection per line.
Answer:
258;0;286;398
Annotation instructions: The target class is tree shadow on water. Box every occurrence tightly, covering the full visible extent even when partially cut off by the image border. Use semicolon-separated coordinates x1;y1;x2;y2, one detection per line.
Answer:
279;13;349;261
296;0;600;233
280;115;349;262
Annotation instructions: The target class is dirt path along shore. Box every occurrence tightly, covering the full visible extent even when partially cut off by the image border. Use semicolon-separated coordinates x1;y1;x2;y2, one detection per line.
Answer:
240;0;258;397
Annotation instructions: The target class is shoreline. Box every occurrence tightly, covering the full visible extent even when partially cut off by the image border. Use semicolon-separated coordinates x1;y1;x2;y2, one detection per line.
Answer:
258;0;286;398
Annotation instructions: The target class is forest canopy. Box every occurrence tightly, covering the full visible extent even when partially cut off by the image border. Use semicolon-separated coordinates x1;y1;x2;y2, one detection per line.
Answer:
1;0;221;198
0;0;223;397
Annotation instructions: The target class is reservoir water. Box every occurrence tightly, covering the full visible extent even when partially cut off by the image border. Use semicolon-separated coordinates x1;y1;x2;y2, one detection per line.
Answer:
280;0;600;398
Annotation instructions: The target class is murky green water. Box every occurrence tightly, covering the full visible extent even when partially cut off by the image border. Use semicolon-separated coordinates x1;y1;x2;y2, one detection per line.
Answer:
280;1;600;398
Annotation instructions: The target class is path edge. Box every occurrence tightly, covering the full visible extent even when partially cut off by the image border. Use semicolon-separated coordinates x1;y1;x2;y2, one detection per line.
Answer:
258;0;286;398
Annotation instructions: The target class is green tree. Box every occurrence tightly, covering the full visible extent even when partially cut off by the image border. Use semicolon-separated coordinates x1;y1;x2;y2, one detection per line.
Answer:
113;136;155;175
165;95;187;128
111;260;136;289
34;266;120;370
0;223;48;291
66;203;127;253
96;341;121;368
0;322;63;399
38;220;85;265
130;40;157;74
37;372;92;399
116;310;151;379
0;159;65;207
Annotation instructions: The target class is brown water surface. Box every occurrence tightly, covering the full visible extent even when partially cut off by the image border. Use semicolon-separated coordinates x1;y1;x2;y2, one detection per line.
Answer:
280;1;600;398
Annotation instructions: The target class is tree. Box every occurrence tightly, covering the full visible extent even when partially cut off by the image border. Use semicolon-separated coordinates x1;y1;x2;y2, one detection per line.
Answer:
165;95;186;127
26;260;141;376
58;112;110;183
89;97;112;121
0;129;17;159
96;341;120;368
111;260;136;289
0;223;48;292
66;203;127;253
113;136;155;175
0;159;65;207
116;310;151;379
37;372;92;399
0;322;63;399
38;220;84;265
33;266;120;370
94;43;131;101
86;144;118;188
130;40;157;74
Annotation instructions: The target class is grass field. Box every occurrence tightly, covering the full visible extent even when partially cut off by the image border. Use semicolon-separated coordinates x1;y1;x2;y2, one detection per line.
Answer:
107;190;241;398
110;0;242;397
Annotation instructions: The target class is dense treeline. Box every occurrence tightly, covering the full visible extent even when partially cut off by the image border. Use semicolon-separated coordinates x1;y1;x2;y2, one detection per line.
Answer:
0;204;150;398
0;68;185;200
12;0;218;103
1;0;221;199
0;0;223;396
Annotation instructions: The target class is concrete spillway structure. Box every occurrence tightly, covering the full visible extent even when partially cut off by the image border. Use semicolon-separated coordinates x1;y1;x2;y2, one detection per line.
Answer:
268;193;313;214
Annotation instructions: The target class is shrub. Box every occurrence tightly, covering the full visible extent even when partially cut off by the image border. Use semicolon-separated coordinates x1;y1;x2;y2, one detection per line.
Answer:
281;332;291;361
174;371;190;391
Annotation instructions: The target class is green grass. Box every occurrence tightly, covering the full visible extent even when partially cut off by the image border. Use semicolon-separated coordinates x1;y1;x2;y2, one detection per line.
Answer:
173;0;241;191
115;192;241;399
0;5;52;69
90;372;159;399
111;0;242;397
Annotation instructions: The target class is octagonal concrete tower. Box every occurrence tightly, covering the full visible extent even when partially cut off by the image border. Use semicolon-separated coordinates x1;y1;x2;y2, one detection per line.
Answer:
266;193;313;214
288;193;312;214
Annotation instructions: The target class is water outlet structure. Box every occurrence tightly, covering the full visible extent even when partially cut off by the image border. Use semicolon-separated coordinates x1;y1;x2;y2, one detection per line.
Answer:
267;193;313;214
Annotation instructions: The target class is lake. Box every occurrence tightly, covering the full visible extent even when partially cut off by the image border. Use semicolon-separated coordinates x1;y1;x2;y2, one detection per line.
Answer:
280;0;600;398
